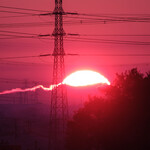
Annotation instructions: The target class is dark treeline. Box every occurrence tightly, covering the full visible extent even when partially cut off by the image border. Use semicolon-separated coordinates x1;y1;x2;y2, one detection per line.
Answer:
65;68;150;150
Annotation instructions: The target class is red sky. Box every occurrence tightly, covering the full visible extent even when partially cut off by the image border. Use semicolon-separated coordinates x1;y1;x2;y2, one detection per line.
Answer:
0;0;150;83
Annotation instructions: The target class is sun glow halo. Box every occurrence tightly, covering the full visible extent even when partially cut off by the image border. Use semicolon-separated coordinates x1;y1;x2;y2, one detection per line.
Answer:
63;70;110;87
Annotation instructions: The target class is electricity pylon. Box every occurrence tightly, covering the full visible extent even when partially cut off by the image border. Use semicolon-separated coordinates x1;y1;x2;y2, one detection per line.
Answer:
49;0;68;150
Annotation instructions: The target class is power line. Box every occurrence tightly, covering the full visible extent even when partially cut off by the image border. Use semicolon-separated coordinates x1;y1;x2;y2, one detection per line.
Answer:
75;54;150;56
0;22;54;28
0;54;52;60
75;12;150;18
0;30;39;36
0;5;50;13
0;10;39;16
1;53;150;60
0;53;80;60
65;37;150;45
0;15;35;18
1;33;149;45
1;31;150;38
0;59;49;66
1;5;150;23
0;33;37;37
0;55;41;60
0;35;45;40
0;17;150;29
2;6;146;17
76;34;150;37
0;32;52;39
76;12;150;16
65;15;150;23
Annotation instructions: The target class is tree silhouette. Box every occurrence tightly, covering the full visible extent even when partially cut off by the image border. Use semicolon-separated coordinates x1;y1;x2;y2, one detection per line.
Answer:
66;68;150;150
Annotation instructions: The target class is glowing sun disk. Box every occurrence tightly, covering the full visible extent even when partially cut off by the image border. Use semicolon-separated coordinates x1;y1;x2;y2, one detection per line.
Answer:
63;70;110;87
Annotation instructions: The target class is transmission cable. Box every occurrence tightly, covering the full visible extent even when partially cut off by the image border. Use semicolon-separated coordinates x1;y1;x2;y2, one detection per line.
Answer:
0;5;50;13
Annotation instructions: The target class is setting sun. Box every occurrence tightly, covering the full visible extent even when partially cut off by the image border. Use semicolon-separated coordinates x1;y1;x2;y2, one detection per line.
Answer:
63;70;110;87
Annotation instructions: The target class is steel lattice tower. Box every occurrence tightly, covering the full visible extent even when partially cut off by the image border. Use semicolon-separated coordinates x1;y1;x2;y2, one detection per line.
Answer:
49;0;68;150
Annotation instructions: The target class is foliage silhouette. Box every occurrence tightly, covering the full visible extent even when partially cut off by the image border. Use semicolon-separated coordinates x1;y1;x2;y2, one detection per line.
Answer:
66;68;150;150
